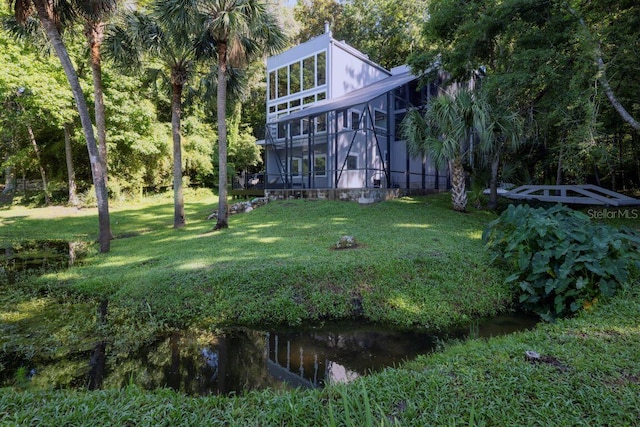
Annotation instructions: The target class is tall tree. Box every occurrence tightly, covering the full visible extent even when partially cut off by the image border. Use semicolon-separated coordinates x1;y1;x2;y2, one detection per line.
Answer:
199;0;287;231
293;0;344;43
341;0;427;69
63;122;79;205
402;87;487;212
294;0;427;69
411;0;640;187
475;87;525;209
8;0;111;250
106;0;203;228
76;0;119;181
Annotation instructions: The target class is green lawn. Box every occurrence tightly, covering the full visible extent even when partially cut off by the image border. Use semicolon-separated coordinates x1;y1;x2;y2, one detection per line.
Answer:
1;190;638;426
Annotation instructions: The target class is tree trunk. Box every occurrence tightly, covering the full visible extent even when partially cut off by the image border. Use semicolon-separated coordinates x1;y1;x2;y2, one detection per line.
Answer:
26;124;50;205
215;43;229;231
34;2;110;252
449;156;467;212
64;123;80;206
3;157;15;195
87;21;109;184
565;4;640;132
171;81;186;228
488;151;500;210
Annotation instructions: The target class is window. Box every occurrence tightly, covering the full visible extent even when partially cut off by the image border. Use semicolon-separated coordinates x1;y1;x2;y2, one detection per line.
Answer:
303;56;315;91
290;62;301;94
303;95;315;105
290;158;301;176
351;111;360;130
315;155;326;176
277;67;288;98
316;114;327;133
340;110;347;128
271;51;326;101
374;110;387;129
290;119;301;136
317;92;326;101
269;71;276;100
346;155;358;170
317;51;326;86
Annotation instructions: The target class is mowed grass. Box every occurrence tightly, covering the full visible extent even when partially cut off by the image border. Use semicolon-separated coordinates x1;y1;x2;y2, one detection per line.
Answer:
1;189;510;333
2;190;639;425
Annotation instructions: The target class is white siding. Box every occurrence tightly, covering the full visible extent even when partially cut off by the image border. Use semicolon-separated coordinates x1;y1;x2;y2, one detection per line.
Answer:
329;42;390;98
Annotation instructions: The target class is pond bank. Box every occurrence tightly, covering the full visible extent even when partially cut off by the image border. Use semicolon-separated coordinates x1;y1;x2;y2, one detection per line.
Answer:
1;288;638;426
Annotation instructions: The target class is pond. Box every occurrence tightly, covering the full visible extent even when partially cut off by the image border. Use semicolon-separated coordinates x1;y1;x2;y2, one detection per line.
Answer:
4;314;538;396
1;240;86;284
0;241;538;396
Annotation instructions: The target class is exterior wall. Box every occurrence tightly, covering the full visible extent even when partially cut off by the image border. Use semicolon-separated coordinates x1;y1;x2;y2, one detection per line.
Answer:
261;34;449;197
329;41;390;98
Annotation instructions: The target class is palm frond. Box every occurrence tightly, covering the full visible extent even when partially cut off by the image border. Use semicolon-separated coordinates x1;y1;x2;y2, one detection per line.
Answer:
73;0;118;22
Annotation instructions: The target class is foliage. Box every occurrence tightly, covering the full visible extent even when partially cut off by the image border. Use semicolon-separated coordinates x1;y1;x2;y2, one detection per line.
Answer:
198;0;288;230
411;0;640;189
401;87;487;212
483;203;640;320
0;191;509;334
1;286;640;425
294;0;428;69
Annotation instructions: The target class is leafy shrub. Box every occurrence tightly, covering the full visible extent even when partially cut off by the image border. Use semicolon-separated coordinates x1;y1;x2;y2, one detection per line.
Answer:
483;204;640;321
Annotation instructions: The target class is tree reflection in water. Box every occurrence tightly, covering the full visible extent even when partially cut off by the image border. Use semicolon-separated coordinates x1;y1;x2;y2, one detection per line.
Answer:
97;315;536;395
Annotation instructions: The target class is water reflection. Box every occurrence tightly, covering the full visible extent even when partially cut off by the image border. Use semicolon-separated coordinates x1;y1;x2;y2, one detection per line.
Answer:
91;315;537;396
1;240;84;284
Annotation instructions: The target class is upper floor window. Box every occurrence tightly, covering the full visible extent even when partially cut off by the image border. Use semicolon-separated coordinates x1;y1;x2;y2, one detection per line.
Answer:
316;51;326;86
269;50;327;101
351;111;361;130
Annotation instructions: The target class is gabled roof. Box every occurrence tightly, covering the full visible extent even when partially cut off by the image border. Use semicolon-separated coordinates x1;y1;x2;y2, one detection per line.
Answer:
272;70;417;124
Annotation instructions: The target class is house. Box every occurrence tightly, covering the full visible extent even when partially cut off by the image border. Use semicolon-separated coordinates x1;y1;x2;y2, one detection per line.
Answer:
258;26;449;201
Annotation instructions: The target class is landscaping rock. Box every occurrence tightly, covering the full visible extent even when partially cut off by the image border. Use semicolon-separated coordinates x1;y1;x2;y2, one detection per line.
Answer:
336;235;357;249
207;197;269;220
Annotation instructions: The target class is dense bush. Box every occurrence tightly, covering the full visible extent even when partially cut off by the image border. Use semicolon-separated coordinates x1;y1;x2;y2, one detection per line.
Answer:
483;204;640;321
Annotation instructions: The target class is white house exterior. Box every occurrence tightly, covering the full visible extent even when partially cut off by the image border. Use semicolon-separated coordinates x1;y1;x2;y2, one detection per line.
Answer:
258;28;448;199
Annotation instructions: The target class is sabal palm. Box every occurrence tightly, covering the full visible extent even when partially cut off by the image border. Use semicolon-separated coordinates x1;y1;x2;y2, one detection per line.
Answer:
76;0;120;179
402;87;485;212
477;92;524;210
10;0;111;251
198;0;287;230
106;0;203;228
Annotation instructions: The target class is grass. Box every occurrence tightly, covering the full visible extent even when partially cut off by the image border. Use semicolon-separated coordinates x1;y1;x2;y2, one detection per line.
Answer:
2;189;509;333
1;189;639;425
0;288;638;426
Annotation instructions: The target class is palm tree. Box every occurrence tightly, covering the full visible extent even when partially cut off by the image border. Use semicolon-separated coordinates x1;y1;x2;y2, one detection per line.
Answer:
76;0;120;182
10;0;111;251
106;0;204;228
401;87;484;212
476;91;524;210
198;0;287;230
